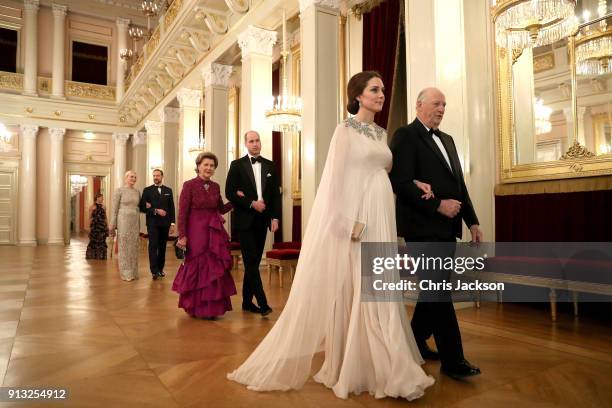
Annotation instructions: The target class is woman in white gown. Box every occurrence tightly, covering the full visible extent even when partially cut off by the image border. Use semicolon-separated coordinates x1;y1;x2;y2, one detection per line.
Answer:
228;71;435;400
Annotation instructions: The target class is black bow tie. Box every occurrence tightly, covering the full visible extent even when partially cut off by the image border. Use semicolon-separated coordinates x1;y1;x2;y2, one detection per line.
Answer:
250;156;261;164
428;128;441;137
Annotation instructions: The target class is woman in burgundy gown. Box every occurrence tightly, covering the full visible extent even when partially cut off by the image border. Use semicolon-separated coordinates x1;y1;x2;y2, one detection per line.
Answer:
173;152;237;318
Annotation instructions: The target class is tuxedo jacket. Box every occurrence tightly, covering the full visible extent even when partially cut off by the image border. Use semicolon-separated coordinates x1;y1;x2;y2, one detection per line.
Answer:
225;155;281;231
139;184;176;228
389;119;479;240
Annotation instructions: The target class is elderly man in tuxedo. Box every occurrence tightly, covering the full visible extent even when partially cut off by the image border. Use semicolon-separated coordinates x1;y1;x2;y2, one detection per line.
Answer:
389;87;483;379
226;130;281;316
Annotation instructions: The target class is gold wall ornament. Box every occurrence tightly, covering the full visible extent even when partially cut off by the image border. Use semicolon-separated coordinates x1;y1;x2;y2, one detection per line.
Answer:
533;52;555;73
0;72;24;91
350;0;385;20
569;162;584;172
54;110;62;116
146;26;161;57
65;81;115;101
88;114;95;120
25;107;33;114
37;77;51;93
511;48;523;64
119;115;127;123
560;141;596;160
164;0;182;29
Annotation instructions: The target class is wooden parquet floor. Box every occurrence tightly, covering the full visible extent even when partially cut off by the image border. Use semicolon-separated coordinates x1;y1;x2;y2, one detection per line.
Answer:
0;237;610;407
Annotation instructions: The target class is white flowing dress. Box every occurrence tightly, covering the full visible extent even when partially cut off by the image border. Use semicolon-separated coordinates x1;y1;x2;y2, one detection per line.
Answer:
228;118;434;400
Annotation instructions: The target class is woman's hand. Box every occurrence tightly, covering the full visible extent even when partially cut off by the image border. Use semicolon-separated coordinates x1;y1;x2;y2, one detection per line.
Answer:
236;190;245;198
177;237;187;249
414;180;435;200
145;202;151;209
109;226;116;237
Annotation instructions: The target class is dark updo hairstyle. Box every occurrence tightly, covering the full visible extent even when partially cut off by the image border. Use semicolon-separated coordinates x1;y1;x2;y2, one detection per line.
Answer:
194;151;218;174
94;192;103;200
346;70;382;115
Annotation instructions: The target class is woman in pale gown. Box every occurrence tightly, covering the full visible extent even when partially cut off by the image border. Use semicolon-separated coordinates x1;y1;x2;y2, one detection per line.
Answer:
110;170;141;281
228;71;435;400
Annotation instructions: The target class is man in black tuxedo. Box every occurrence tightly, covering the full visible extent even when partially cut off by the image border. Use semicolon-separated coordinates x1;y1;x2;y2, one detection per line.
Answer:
226;130;281;316
139;169;176;280
389;87;483;379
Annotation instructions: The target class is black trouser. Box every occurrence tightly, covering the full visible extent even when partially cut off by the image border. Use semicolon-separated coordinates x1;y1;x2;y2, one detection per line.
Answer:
409;238;465;367
147;224;170;275
239;215;269;309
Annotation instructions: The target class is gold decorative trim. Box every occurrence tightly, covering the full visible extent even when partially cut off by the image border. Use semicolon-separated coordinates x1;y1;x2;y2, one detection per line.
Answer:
511;48;523;64
350;0;385;20
146;26;160;58
164;0;182;29
533;52;555;73
0;71;23;91
37;77;51;93
65;81;115;101
560;141;596;160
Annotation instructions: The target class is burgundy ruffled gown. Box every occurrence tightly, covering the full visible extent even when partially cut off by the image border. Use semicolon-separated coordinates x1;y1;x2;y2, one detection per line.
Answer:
172;177;237;318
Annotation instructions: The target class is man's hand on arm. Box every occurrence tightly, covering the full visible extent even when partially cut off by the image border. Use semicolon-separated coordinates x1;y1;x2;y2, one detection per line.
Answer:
437;199;461;218
251;200;266;213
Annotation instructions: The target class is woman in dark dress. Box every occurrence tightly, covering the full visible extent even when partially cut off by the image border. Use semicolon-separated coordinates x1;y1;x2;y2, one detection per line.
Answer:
173;152;237;318
86;192;109;260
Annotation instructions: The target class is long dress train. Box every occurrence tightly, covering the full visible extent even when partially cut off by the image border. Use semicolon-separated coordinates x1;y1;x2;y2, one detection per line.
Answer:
228;118;434;400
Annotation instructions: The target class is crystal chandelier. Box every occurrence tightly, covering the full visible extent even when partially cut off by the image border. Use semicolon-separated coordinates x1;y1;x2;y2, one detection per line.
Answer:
534;98;552;134
492;0;578;50
265;9;302;133
141;1;159;33
0;123;13;152
575;2;611;76
70;175;88;196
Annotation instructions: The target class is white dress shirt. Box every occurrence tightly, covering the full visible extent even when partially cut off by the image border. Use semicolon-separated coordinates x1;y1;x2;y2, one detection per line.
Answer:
418;118;452;172
248;154;263;201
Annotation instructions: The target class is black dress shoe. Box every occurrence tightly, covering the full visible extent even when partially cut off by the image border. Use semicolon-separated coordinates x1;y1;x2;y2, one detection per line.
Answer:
417;341;440;360
441;359;481;379
152;273;159;280
158;271;166;277
242;304;262;313
260;306;273;316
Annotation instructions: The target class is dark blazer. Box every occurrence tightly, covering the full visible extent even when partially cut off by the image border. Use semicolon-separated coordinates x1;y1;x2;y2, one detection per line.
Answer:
139;185;176;227
389;119;479;240
225;155;281;231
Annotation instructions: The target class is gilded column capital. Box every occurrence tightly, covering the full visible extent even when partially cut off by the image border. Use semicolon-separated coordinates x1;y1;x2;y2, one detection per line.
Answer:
20;124;39;139
113;132;130;145
116;17;131;29
23;0;39;13
176;87;201;109
299;0;341;13
158;106;180;123
202;63;233;88
51;3;67;17
237;26;277;59
132;131;147;146
145;120;162;135
49;127;66;141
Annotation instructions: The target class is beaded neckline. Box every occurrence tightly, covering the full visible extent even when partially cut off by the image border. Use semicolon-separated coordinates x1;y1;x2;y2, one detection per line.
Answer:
344;117;385;141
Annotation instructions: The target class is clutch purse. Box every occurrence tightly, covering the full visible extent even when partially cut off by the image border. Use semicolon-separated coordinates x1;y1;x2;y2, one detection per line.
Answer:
351;222;366;241
174;240;185;260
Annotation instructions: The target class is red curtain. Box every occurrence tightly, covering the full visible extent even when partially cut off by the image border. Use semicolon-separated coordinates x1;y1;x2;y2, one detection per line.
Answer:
495;190;612;241
362;0;401;129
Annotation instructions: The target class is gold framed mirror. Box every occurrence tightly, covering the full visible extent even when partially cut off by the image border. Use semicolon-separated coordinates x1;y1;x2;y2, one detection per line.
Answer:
493;0;612;182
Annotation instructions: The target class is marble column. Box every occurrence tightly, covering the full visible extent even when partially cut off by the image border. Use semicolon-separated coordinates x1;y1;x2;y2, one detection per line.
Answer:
158;106;180;204
18;125;38;245
176;88;201;189
23;0;39;96
51;4;67;99
145;120;162;186
131;132;148;233
113;133;130;192
299;0;341;235
116;17;130;103
202;63;232;192
47;127;66;244
237;25;276;158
